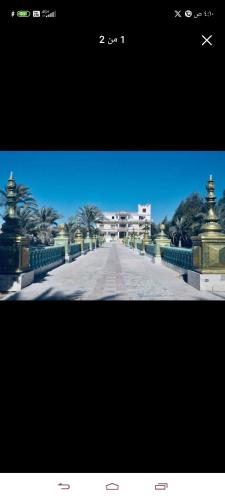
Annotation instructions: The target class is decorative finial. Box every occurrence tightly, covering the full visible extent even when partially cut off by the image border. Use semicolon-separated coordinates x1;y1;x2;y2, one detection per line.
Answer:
143;219;151;243
0;173;21;235
59;223;66;236
200;175;221;234
75;228;82;239
9;171;13;179
154;220;170;244
158;223;166;237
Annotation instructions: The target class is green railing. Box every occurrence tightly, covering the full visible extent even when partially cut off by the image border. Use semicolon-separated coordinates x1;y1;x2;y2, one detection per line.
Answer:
160;246;193;269
30;246;65;270
69;243;81;256
83;242;90;252
145;244;155;256
136;241;143;251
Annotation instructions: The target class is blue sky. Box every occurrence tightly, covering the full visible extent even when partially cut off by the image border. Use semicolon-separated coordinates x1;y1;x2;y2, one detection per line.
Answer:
0;151;225;223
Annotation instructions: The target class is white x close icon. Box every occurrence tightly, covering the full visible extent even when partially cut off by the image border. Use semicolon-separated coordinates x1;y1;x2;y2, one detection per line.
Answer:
174;10;182;17
201;34;213;46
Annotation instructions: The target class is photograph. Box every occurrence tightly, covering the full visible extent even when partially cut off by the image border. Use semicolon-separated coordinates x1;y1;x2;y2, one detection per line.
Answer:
1;150;225;301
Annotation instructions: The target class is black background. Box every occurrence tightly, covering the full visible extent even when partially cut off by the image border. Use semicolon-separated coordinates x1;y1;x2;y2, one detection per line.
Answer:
0;5;223;149
0;4;224;475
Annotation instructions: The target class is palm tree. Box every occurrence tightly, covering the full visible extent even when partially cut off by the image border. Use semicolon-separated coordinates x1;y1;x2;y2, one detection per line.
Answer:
31;207;62;245
191;210;207;236
169;216;188;247
17;206;37;238
93;227;101;237
52;217;79;242
63;216;79;241
0;184;37;212
75;205;104;236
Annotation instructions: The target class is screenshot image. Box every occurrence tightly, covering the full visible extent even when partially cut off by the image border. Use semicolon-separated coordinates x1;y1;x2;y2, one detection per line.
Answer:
0;6;224;301
0;151;225;300
0;3;224;492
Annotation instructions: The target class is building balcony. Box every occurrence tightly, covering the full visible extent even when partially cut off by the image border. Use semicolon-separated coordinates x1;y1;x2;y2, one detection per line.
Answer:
102;217;150;224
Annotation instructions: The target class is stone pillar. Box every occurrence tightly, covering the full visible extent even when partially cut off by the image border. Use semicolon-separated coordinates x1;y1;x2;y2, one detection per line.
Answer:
153;223;171;264
188;175;225;291
0;173;34;291
54;223;70;259
74;228;84;253
92;235;97;250
141;219;152;254
84;230;91;251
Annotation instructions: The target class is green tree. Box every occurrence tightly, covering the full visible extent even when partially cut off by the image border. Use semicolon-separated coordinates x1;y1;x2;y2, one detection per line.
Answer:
161;216;171;237
217;189;225;233
75;205;104;236
169;216;189;247
63;217;79;242
0;184;37;212
31;207;62;245
170;192;206;246
17;206;38;239
150;221;158;238
0;183;38;237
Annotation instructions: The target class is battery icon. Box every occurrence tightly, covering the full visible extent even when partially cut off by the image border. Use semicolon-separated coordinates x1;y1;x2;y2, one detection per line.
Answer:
17;10;30;17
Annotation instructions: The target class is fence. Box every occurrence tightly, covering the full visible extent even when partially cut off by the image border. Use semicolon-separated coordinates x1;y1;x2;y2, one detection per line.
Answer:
83;242;90;253
0;232;103;293
145;244;156;256
160;246;193;270
136;242;143;251
69;243;82;259
126;239;193;272
30;246;65;274
29;241;91;275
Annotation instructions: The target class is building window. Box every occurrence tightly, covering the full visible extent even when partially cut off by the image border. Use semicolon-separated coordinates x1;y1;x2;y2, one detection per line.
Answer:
139;216;145;220
112;216;114;219
142;208;146;213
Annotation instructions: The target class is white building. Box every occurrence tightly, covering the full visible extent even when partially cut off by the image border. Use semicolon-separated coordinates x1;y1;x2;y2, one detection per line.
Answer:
97;204;151;242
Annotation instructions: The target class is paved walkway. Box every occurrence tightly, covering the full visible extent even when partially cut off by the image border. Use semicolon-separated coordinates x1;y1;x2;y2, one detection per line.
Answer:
2;243;225;300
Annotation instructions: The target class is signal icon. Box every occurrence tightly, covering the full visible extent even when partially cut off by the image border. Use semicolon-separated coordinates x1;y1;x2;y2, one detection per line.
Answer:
41;10;56;17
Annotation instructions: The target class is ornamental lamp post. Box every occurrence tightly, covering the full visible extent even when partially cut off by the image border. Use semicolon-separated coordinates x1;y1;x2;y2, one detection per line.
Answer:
74;227;84;252
191;175;225;274
0;173;34;291
153;222;171;264
54;223;70;254
92;229;97;249
143;219;151;247
84;229;92;250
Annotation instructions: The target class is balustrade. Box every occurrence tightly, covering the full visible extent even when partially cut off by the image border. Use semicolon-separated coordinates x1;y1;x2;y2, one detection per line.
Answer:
160;246;193;269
